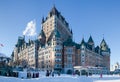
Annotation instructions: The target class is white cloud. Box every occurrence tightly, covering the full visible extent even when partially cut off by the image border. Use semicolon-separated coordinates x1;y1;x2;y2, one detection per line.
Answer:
23;20;36;36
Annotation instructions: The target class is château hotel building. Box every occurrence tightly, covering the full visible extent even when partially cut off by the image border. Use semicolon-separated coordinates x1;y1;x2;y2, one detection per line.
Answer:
12;6;110;74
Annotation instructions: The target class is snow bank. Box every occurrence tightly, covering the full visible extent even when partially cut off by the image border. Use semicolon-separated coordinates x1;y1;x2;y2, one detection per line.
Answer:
0;75;120;82
18;72;27;79
0;75;92;82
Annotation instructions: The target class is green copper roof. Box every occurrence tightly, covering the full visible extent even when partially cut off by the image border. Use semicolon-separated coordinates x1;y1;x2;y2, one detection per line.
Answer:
54;29;61;38
39;29;46;38
88;36;94;44
100;38;110;52
81;38;86;45
63;38;80;49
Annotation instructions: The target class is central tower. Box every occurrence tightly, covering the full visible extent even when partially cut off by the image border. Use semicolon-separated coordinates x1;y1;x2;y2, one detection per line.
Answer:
38;6;73;72
39;6;73;44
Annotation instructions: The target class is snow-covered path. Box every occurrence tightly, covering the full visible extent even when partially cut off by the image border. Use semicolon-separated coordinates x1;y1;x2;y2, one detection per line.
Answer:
0;75;120;82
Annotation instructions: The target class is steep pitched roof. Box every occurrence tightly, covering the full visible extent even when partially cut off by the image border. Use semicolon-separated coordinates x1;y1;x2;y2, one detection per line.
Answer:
63;38;80;49
47;29;61;43
49;5;59;16
100;38;107;48
39;29;46;38
100;38;110;52
63;38;73;46
88;36;94;44
41;17;44;23
81;38;86;45
16;36;25;47
95;46;100;53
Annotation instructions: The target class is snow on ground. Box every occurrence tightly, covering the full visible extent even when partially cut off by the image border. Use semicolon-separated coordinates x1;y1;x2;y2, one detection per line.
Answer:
0;74;120;82
91;75;120;82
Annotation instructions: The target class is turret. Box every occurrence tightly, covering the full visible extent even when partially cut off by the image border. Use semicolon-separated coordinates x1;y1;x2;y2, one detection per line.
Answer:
87;36;95;51
80;38;86;49
100;38;110;53
81;38;85;45
100;38;110;70
87;36;94;45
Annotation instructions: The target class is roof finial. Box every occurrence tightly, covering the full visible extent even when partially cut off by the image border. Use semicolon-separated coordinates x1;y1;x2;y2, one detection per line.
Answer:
89;33;91;36
82;34;84;39
103;34;104;39
53;3;55;8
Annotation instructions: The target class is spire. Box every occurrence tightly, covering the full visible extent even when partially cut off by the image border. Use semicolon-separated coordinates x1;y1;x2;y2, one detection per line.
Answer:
81;38;85;45
100;38;106;46
49;5;59;16
53;4;55;9
88;35;94;45
100;38;108;51
42;16;44;23
71;28;73;34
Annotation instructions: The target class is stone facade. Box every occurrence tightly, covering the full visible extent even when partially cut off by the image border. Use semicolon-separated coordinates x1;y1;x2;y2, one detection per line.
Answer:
12;6;111;73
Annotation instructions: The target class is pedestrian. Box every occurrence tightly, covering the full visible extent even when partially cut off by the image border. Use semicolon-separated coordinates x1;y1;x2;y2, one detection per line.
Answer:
52;72;54;77
58;72;60;76
46;70;49;77
100;73;102;78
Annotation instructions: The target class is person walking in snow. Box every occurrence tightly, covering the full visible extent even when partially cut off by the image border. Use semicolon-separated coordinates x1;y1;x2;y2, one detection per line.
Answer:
58;72;60;76
46;70;49;77
100;73;102;78
52;72;54;77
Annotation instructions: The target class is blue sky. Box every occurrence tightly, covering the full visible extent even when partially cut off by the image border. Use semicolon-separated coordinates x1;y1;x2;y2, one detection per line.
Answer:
0;0;120;66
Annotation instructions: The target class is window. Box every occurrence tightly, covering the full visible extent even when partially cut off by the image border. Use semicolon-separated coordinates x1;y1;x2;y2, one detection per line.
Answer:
82;60;84;62
55;53;61;56
55;58;61;62
68;59;72;63
66;48;73;54
68;54;72;57
55;64;59;68
57;43;59;45
81;53;85;57
67;64;72;68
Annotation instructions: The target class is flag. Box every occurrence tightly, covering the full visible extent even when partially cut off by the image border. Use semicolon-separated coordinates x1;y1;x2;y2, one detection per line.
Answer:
0;44;4;47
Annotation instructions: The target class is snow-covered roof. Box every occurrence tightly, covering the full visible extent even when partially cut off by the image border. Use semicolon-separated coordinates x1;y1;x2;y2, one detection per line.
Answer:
0;52;7;58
